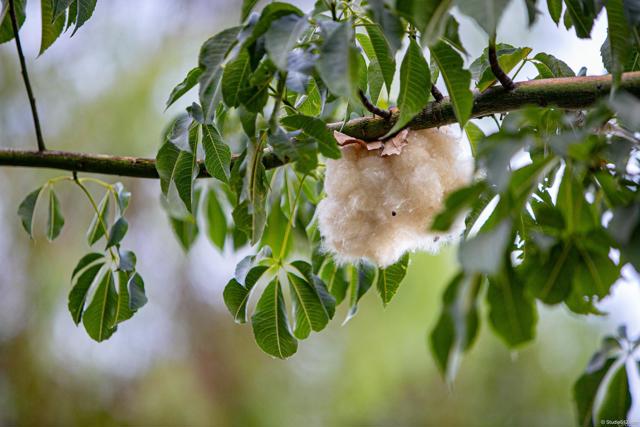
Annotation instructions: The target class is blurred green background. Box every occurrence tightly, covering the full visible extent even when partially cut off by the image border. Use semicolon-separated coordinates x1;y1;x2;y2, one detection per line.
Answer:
1;1;639;425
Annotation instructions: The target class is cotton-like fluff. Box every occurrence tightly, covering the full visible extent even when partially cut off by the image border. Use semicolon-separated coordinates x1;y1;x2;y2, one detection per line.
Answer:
317;127;473;268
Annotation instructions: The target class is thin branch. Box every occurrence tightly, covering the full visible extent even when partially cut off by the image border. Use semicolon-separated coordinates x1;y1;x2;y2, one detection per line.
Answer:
431;84;444;102
1;72;640;178
8;0;46;152
358;89;391;119
488;39;515;91
0;149;284;178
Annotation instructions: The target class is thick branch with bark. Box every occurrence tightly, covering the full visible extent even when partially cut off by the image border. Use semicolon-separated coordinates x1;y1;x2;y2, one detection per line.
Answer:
1;72;639;178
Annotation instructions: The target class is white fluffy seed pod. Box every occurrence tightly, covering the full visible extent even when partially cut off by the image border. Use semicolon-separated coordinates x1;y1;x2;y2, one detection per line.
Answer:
317;127;473;268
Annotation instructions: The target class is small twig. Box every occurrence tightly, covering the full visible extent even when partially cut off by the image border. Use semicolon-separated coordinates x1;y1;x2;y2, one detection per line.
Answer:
329;1;337;20
8;0;46;152
431;85;444;102
358;89;391;120
488;39;515;91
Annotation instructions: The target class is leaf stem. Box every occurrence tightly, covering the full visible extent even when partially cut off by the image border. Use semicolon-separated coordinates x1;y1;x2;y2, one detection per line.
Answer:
278;172;307;261
358;89;391;119
431;85;444;102
73;176;117;262
8;0;46;152
488;37;515;91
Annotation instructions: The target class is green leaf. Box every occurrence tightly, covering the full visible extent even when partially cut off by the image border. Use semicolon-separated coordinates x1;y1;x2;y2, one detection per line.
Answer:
574;358;616;427
455;0;511;35
376;254;410;306
367;60;385;105
71;0;96;36
296;78;322;116
113;182;130;215
364;23;395;93
577;237;620;297
442;15;467;54
251;277;298;358
532;52;575;77
114;271;135;325
464;121;484;157
264;14;310;71
46;189;65;241
65;0;77;30
17;187;43;238
367;0;404;53
525;241;576;304
222;49;251;108
385;38;430;137
287;268;333;339
319;260;349;305
199;26;241;120
316;20;359;98
53;0;74;19
459;220;512;275
563;0;597;38
280;114;341;159
71;252;103;279
547;0;563;24
82;270;118;342
170;215;199;251
239;58;275;113
246;142;268;245
87;192;110;245
156;126;182;195
205;188;226;250
106;217;128;249
596;364;632;425
430;273;482;380
128;273;147;311
487;269;537;347
0;0;25;44
290;260;336;315
431;182;487;231
166;67;203;109
241;0;259;21
68;262;104;325
224;265;268;323
232;200;252;241
173;147;199;214
40;0;65;55
241;2;303;47
430;41;473;126
345;262;377;323
397;0;453;46
118;248;136;272
605;0;631;87
557;168;598;234
202;124;231;184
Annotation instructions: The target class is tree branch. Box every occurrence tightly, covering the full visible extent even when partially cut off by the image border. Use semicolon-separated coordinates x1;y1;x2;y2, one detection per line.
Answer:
1;72;639;178
8;0;46;152
336;72;640;141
